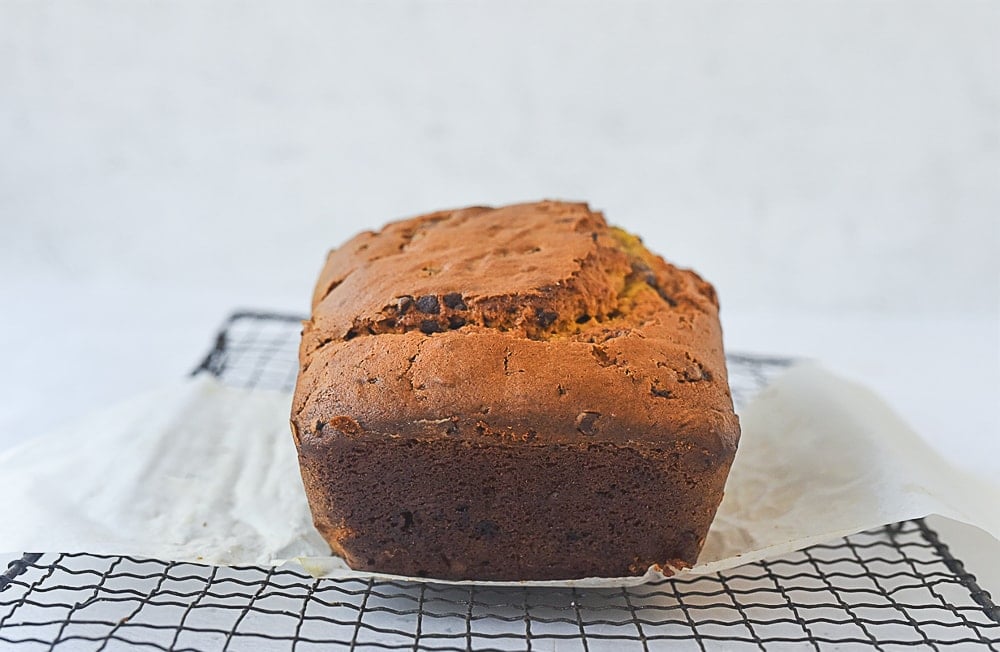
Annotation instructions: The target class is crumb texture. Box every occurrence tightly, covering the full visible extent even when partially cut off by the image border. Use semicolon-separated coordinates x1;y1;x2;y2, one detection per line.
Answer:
292;200;740;580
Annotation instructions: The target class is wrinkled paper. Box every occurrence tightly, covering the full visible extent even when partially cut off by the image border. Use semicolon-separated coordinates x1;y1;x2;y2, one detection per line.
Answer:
1;364;997;587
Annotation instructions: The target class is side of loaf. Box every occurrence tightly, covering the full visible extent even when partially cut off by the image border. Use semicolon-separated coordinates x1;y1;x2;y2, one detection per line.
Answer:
291;200;740;581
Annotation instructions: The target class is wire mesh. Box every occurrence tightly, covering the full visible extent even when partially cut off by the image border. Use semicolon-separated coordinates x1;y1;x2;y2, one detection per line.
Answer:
1;310;997;651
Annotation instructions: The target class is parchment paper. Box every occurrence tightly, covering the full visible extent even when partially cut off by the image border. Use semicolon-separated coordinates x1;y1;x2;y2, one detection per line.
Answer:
1;363;996;587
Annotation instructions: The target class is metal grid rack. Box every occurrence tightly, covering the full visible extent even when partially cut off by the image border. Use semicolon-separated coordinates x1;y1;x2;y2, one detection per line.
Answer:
1;311;997;651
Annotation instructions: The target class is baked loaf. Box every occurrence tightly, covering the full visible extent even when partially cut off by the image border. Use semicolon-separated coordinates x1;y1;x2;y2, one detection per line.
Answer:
291;201;739;581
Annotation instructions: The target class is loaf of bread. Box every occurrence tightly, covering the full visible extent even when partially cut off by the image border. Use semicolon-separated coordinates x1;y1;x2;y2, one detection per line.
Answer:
291;201;739;581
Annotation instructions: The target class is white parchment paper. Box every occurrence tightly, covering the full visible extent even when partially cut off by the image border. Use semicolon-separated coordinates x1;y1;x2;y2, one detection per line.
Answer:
1;363;996;587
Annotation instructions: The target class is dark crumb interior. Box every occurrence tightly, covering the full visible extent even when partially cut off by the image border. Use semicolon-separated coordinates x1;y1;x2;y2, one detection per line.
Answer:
298;433;727;581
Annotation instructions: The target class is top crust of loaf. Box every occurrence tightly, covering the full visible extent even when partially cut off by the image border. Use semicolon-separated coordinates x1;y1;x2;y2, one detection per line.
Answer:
293;201;738;458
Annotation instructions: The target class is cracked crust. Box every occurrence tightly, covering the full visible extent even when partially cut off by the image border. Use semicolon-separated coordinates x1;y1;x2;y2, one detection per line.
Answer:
291;200;740;580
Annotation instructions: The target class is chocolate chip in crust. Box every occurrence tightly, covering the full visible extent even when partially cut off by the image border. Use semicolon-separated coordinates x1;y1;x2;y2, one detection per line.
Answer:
416;295;441;314
396;296;414;314
535;308;558;328
575;411;601;435
443;292;467;310
419;320;443;334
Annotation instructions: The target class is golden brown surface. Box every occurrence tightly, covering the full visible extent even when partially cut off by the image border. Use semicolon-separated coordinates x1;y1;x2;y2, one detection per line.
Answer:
295;201;737;447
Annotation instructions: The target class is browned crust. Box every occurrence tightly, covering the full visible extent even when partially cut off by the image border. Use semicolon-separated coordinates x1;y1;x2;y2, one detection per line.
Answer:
291;200;739;580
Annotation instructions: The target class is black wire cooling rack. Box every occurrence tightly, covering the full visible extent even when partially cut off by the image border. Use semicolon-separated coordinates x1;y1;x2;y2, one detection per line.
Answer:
2;311;998;651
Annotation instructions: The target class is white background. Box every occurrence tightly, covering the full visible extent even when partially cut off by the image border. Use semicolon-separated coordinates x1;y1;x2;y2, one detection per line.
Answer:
2;1;998;596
